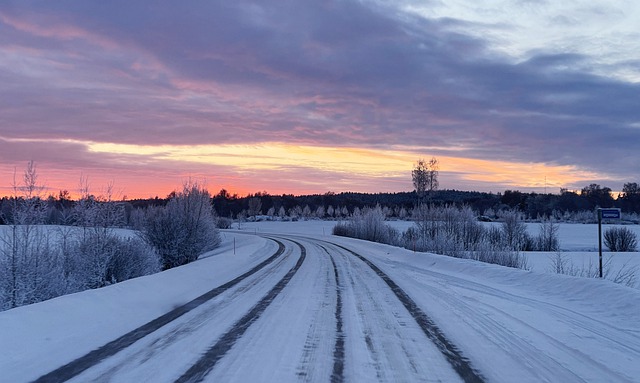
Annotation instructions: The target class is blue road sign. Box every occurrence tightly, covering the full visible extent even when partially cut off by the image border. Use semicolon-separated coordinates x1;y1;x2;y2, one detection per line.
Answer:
600;208;621;219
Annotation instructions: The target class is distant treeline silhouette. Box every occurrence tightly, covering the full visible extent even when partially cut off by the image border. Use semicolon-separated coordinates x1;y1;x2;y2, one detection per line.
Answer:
2;183;639;226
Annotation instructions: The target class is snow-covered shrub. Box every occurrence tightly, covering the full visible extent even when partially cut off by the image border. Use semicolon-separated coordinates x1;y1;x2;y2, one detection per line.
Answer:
0;164;163;311
216;216;233;229
403;205;529;269
470;241;528;269
408;205;484;257
604;227;638;252
140;182;220;269
332;222;351;237
332;205;399;245
571;210;598;224
69;229;160;289
500;209;533;251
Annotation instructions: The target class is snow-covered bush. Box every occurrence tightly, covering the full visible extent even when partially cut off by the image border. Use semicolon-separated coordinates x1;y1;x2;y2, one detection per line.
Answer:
216;216;233;229
333;205;399;245
0;164;162;311
604;227;638;252
500;209;533;251
69;229;160;289
402;205;529;268
569;210;598;224
0;225;161;310
470;241;528;269
408;205;483;257
140;182;220;270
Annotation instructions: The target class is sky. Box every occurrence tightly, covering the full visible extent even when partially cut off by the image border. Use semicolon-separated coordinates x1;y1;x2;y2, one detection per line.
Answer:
1;0;639;198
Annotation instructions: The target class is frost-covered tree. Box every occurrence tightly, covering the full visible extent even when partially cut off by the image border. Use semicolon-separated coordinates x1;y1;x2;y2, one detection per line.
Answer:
0;162;64;309
500;209;532;251
327;205;335;218
302;205;312;219
141;181;220;269
266;206;276;217
247;197;262;220
288;205;302;220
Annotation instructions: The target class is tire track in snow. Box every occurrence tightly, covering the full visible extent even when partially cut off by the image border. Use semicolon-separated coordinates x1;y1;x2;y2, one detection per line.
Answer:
332;242;431;381
409;269;636;382
174;238;307;383
294;243;335;382
82;245;295;382
410;265;640;354
32;239;286;383
329;241;485;383
322;246;345;383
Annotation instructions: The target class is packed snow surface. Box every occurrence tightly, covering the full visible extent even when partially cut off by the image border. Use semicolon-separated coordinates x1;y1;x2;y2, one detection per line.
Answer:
0;222;639;382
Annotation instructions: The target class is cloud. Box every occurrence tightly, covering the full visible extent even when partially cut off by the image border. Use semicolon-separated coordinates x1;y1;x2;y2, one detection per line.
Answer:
1;0;638;195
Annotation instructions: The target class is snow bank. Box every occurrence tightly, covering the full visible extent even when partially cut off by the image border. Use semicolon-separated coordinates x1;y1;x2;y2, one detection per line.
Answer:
0;233;273;382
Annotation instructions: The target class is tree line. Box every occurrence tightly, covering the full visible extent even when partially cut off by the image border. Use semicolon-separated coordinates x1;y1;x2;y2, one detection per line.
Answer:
2;183;640;226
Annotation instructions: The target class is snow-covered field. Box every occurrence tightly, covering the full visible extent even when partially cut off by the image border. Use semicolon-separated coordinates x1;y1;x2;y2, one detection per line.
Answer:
0;221;639;382
481;222;640;281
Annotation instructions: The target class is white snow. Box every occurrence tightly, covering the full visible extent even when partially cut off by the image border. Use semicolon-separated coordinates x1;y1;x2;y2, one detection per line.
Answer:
0;232;274;382
1;221;639;382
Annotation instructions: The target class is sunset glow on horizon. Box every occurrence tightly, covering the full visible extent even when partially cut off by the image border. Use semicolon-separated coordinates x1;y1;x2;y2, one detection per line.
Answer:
1;1;638;198
1;139;605;199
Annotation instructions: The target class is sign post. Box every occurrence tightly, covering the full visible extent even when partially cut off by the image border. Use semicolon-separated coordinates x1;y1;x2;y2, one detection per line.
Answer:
597;208;621;278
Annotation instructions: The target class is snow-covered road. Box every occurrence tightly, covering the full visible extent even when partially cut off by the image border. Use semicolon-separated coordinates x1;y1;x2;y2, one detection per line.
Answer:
2;226;640;382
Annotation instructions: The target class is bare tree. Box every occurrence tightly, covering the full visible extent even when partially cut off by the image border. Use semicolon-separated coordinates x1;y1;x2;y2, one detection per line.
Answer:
535;216;560;251
302;205;312;220
412;157;439;201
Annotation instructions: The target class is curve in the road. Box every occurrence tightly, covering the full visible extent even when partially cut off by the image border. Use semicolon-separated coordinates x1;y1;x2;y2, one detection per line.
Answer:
175;237;307;383
329;241;485;383
32;239;286;383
